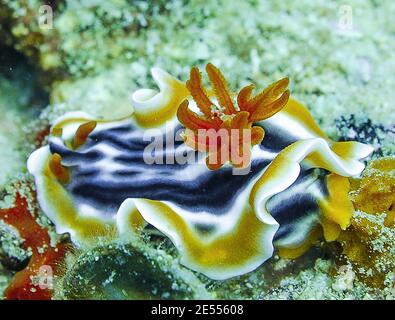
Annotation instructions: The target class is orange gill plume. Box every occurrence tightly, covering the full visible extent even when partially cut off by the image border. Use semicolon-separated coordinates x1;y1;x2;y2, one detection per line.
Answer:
177;63;290;170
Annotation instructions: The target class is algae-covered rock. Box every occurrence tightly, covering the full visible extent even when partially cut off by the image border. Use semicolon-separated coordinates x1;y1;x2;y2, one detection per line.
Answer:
58;241;211;300
0;0;169;79
335;115;395;158
262;258;384;300
49;63;147;120
337;157;395;289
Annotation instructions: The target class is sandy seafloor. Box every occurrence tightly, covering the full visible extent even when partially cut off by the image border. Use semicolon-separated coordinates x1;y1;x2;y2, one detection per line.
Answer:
0;0;394;299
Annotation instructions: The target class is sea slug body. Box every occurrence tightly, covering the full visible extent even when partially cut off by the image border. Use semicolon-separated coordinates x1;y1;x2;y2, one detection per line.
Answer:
27;64;374;280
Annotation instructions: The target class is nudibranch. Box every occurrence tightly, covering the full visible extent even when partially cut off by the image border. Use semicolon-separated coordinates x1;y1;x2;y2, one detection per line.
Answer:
27;64;374;280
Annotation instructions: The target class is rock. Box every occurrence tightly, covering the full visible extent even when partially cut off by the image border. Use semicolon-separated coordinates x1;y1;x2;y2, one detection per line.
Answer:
58;241;211;300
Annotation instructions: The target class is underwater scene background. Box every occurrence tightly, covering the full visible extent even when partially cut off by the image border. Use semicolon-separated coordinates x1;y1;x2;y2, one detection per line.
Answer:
0;0;394;300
